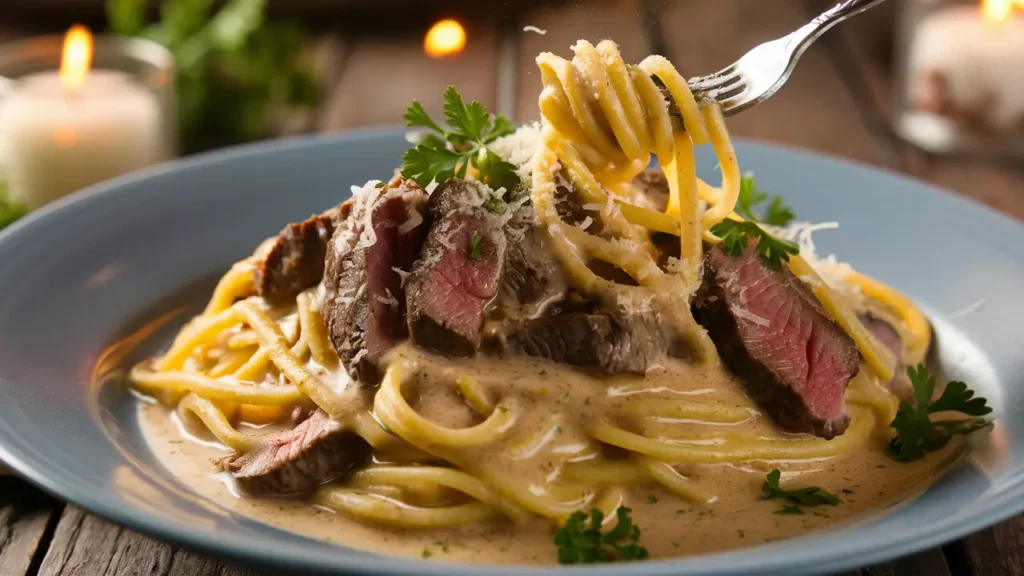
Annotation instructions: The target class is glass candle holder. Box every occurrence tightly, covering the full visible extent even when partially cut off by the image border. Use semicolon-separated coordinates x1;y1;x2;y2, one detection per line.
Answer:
0;32;175;211
892;0;1024;156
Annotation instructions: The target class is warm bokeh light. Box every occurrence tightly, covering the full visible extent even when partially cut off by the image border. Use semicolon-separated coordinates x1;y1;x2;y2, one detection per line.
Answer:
60;25;93;92
981;0;1024;24
424;19;466;58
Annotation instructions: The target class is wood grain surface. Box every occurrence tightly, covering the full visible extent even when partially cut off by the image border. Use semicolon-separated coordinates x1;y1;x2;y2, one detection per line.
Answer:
3;1;1023;575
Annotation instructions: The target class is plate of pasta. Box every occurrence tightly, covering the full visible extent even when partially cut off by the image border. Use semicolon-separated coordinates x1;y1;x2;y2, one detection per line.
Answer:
0;39;1022;576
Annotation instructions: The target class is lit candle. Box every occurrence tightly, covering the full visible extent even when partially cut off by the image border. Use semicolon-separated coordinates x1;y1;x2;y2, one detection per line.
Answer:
0;25;166;210
906;0;1024;136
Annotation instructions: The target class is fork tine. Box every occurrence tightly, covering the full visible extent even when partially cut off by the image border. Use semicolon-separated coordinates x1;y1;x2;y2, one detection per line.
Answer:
688;65;739;92
704;75;746;100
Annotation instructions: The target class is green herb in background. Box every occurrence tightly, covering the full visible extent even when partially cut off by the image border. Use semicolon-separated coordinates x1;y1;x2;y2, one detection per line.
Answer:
106;0;320;154
0;180;27;231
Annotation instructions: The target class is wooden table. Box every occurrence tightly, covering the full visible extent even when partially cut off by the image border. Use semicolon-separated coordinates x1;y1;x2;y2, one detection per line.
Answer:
3;1;1024;574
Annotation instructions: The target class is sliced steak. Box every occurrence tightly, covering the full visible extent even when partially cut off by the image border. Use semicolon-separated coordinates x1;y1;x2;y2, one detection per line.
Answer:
224;409;367;496
406;207;507;357
253;203;350;303
859;313;912;400
425;178;493;220
322;178;429;383
494;203;568;320
694;243;860;439
501;312;674;375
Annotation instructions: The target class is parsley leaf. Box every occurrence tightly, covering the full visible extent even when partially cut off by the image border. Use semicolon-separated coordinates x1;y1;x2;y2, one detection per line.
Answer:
710;219;799;270
554;507;648;564
889;364;993;462
401;86;519;190
761;469;840;507
404;100;445;135
735;175;795;226
774;505;804;515
468;235;484;260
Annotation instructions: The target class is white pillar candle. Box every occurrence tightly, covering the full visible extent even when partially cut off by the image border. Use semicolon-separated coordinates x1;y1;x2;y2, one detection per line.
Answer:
906;5;1024;134
0;28;166;211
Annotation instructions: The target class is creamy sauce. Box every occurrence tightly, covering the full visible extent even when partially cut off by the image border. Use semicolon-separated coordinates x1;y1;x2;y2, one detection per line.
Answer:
138;345;963;565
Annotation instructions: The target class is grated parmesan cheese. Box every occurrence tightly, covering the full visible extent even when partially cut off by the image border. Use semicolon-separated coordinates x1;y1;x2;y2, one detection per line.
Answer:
523;26;547;35
490;123;542;182
730;305;770;327
391;266;411;287
769;221;859;294
398;207;423;235
578;216;594;230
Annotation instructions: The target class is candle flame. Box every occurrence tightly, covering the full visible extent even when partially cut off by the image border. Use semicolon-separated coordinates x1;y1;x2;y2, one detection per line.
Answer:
60;25;93;93
425;19;466;58
982;0;1024;24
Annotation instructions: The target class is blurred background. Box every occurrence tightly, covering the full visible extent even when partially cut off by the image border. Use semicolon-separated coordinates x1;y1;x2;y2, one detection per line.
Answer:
0;0;1021;229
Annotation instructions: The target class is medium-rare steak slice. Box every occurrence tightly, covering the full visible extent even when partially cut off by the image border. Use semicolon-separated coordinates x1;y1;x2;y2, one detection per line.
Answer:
428;179;567;321
224;409;368;495
322;178;429;383
695;243;860;439
501;312;675;375
859;313;912;400
253;203;350;303
406;207;507;358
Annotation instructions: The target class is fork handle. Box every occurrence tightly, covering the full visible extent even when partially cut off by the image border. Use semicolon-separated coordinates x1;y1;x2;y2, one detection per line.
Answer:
790;0;890;51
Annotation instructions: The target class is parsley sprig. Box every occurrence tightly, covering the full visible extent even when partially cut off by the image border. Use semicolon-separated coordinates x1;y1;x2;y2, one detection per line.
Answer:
735;174;795;226
401;87;518;191
554;507;648;564
710;220;799;270
889;364;993;462
760;469;840;513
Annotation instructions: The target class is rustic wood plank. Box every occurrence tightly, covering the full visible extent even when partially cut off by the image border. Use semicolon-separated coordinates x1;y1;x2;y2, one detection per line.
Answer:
167;550;262;576
955;516;1024;576
322;19;499;130
37;506;262;576
659;0;896;167
515;0;648;122
38;506;173;575
0;478;61;576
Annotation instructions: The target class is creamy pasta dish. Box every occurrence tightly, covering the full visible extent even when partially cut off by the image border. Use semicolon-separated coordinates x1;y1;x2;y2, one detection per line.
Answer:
123;40;993;564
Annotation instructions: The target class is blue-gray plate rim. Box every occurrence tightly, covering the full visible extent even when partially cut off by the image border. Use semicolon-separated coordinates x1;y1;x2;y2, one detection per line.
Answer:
0;128;1022;576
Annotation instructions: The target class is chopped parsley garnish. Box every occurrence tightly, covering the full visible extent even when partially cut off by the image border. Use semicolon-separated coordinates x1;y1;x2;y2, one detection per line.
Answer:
468;234;484;260
710;219;799;270
889;364;992;462
761;469;839;511
554;507;648;564
402;86;518;190
735;175;795;226
647;495;657;504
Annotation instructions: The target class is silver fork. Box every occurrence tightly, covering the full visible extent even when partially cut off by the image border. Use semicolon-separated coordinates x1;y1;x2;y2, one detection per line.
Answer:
679;0;888;116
